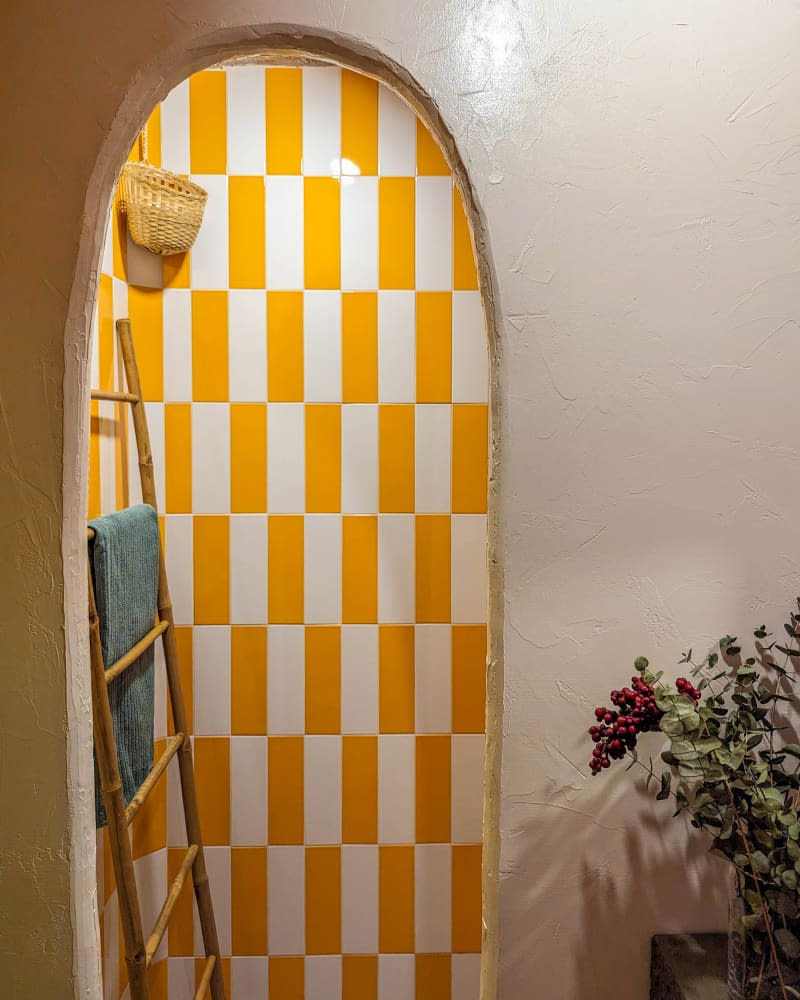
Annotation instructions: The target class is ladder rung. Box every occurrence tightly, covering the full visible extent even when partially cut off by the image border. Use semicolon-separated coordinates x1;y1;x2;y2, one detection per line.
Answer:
125;733;184;825
194;954;217;1000
105;620;169;685
91;389;140;404
145;843;199;967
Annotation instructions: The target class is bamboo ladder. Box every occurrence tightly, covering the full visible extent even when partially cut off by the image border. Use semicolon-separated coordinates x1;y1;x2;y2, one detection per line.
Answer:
88;318;226;1000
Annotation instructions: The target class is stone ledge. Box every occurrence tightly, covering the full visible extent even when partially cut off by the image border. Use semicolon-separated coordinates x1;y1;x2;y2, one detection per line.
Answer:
650;934;728;999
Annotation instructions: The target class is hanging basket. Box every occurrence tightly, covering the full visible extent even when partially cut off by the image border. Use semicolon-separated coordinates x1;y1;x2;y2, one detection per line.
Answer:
119;129;207;256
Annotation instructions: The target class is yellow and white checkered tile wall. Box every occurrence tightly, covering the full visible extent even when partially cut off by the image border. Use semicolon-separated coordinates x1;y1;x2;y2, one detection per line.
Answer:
90;64;487;1000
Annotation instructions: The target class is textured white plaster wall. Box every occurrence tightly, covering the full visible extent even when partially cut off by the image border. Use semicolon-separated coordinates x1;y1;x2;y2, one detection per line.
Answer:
4;1;800;997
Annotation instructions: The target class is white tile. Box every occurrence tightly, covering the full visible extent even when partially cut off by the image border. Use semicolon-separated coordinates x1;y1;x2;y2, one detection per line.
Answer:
190;174;228;289
112;276;129;322
378;85;416;176
378;292;415;402
415;844;452;953
195;846;231;956
126;404;143;507
451;516;487;624
267;625;305;734
378;955;415;1000
415;625;451;733
101;210;114;276
167;752;187;847
153;639;167;741
164;515;193;624
163;289;192;401
341;844;378;953
232;957;268;996
143;402;165;512
306;956;342;1000
160;78;190;174
268;846;305;954
303;67;341;175
168;958;195;1000
415;404;451;513
378;735;415;843
378;516;415;624
416;177;453;291
452;292;488;403
231;736;268;846
305;735;342;845
230;515;268;624
192;403;230;513
305;291;342;402
133;850;167;962
126;235;163;288
341;177;378;290
229;289;267;402
452;734;485;843
305;515;342;624
341;405;378;515
227;66;266;174
266;176;304;289
341;626;378;734
193;626;230;736
267;404;304;512
452;954;481;1000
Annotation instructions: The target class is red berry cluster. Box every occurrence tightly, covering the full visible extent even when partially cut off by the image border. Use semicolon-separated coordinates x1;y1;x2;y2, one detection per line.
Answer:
676;676;702;701
588;675;664;775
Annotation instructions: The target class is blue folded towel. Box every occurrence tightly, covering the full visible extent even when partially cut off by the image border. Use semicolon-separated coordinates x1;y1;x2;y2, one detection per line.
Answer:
88;503;160;828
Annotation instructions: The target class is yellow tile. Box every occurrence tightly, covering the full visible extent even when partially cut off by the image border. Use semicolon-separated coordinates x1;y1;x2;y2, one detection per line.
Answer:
304;177;341;289
97;273;114;390
147;959;168;1000
167;846;194;955
128;286;163;401
416;956;452;1000
452;844;482;952
88;403;101;520
341;70;378;175
194;737;231;846
342;292;378;402
342;735;377;844
164;403;192;513
379;177;415;289
231;626;267;736
416;292;452;403
306;846;342;955
130;736;166;859
343;955;378;1000
379;846;415;952
266;68;302;175
145;104;161;168
163;251;191;289
306;404;342;513
270;956;304;1000
268;736;304;844
232;847;268;955
342;516;377;624
305;626;341;734
453;186;478;290
452;404;488;514
416;515;451;623
416;118;450;176
189;71;227;174
379;626;415;733
230;403;267;512
379;405;414;513
191;290;228;402
229;175;266;288
193;515;230;625
267;292;304;401
416;734;451;843
267;516;304;624
452;626;486;734
167;626;193;736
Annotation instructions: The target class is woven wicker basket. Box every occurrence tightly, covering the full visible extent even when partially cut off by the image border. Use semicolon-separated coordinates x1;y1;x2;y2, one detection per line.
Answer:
120;131;207;255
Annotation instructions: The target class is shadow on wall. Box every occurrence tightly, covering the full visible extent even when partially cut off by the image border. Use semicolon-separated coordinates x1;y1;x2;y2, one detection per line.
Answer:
500;768;728;1000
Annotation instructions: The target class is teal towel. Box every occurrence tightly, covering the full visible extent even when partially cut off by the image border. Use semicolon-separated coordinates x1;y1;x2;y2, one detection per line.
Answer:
89;504;160;828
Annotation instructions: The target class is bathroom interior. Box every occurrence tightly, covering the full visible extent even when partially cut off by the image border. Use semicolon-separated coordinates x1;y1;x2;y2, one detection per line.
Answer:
88;59;488;1000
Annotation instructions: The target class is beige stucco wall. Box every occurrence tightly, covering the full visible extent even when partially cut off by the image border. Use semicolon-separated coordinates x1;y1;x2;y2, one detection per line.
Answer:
4;2;800;997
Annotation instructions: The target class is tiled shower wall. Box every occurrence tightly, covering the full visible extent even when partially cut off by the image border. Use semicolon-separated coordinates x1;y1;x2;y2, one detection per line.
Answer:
90;64;488;1000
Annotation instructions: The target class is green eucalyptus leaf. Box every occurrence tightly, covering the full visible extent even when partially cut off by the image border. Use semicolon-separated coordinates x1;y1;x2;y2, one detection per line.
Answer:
776;929;800;959
782;870;798;890
656;772;671;801
750;850;771;874
634;657;649;672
